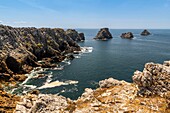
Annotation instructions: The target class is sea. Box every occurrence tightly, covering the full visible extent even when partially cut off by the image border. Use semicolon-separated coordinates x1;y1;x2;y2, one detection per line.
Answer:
10;29;170;100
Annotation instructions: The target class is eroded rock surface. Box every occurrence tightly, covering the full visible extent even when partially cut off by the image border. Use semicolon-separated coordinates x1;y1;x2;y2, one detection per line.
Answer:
66;29;85;42
15;61;170;113
0;90;20;113
94;28;113;40
0;25;83;82
133;61;170;97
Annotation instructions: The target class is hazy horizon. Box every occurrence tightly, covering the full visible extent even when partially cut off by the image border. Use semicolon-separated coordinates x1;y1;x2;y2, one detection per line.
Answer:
0;0;170;29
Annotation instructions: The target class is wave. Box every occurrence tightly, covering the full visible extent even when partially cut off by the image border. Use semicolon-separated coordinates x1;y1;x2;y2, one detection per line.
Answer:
38;80;79;89
22;67;45;85
81;47;93;53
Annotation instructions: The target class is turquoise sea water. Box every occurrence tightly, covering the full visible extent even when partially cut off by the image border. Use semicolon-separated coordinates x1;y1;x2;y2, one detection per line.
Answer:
12;29;170;100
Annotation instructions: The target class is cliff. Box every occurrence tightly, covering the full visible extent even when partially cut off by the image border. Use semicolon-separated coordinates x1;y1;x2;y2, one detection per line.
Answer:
0;25;84;83
15;61;170;113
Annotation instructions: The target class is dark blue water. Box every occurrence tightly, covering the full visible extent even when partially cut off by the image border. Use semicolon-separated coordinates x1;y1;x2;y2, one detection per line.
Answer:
16;29;170;100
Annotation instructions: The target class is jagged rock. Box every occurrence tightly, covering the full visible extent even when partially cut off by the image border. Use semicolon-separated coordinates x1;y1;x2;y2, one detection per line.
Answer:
15;94;70;113
99;78;123;88
132;61;170;97
78;33;85;41
0;90;20;112
141;29;151;36
66;29;85;42
0;25;82;80
121;32;134;39
94;28;113;40
13;74;27;82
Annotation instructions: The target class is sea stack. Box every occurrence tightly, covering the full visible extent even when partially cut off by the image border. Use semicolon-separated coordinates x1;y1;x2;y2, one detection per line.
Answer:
121;32;134;39
94;28;113;40
141;29;151;36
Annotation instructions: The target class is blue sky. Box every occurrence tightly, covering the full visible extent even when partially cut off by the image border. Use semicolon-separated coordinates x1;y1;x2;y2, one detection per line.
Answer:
0;0;170;28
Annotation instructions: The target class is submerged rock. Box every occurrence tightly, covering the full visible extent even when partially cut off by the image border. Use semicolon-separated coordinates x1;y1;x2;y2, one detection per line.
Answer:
94;28;113;40
141;29;151;36
121;32;134;39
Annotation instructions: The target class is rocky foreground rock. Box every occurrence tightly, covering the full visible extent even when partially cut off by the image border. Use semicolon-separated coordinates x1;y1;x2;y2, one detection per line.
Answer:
0;24;84;83
141;29;151;36
15;61;170;113
94;28;113;40
121;32;134;39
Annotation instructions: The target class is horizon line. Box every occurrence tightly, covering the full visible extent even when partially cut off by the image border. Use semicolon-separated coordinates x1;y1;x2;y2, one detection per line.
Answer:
1;24;170;30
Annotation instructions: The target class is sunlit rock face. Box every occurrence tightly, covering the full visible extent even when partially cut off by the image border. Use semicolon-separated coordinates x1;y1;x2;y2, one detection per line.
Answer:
133;61;170;97
0;25;82;76
15;61;170;113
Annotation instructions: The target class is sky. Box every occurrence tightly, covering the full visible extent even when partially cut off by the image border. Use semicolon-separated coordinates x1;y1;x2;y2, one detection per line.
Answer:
0;0;170;29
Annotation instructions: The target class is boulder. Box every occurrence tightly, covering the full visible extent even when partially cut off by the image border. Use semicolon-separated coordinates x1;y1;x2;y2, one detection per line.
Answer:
141;29;151;36
94;28;113;40
121;32;134;39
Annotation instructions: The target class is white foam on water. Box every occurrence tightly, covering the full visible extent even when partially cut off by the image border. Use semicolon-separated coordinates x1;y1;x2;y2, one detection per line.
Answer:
46;73;53;83
22;67;45;85
74;55;81;59
38;80;78;89
50;66;64;70
133;37;137;39
24;85;37;89
80;47;93;53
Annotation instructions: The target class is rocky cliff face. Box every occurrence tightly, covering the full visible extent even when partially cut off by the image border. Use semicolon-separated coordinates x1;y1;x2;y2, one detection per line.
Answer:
66;29;85;42
0;25;83;79
15;61;170;113
94;28;113;40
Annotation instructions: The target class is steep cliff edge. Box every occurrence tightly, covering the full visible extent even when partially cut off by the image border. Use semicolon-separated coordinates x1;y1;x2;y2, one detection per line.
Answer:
15;61;170;113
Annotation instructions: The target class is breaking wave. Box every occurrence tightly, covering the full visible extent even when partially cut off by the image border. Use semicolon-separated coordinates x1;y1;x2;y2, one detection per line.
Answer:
38;80;78;89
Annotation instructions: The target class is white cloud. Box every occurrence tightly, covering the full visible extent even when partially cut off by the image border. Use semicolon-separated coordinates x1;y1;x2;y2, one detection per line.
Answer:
0;20;2;24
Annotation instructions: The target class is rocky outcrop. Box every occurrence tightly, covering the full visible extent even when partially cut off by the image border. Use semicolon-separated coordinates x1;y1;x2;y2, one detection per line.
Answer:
66;29;85;42
121;32;134;39
0;25;83;80
94;28;113;40
141;29;151;36
15;94;70;113
15;61;170;113
133;61;170;97
0;90;20;113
